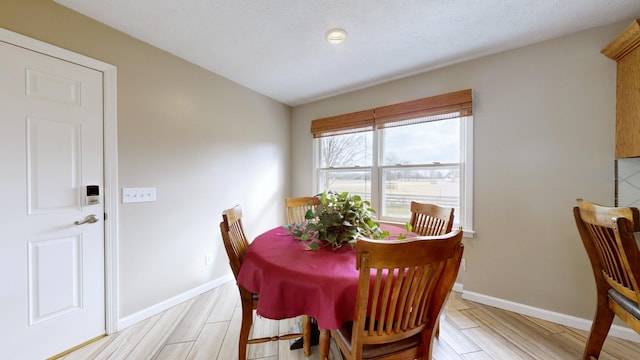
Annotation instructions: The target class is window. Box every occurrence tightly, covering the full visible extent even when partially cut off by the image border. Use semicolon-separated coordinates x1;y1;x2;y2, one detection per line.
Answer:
311;89;473;235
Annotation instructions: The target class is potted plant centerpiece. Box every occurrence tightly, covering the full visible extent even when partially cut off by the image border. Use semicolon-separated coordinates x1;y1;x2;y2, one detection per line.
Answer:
284;191;405;250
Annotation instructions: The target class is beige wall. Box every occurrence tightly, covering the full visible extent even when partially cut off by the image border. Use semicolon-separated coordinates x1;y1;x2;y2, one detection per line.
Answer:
292;21;628;321
1;0;291;318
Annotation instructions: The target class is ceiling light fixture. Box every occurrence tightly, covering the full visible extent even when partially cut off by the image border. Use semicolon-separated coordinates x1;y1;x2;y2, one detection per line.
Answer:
326;28;347;44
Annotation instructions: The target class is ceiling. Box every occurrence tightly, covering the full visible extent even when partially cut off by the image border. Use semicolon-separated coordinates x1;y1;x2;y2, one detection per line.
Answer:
54;0;640;106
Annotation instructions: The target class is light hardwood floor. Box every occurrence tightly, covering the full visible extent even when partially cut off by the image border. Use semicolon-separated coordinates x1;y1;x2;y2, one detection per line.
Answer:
59;281;640;360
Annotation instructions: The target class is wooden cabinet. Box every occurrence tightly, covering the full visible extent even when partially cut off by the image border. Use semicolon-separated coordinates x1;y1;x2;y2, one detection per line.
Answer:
602;20;640;158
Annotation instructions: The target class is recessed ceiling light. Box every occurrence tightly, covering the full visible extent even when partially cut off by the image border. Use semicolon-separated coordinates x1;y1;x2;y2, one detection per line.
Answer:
326;28;347;44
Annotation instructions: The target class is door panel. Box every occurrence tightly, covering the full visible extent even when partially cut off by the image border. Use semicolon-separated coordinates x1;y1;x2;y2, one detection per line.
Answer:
28;235;82;325
27;117;82;213
0;40;105;359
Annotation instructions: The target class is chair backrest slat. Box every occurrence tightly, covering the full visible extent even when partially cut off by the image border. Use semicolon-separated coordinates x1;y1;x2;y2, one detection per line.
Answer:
285;196;322;224
409;201;454;236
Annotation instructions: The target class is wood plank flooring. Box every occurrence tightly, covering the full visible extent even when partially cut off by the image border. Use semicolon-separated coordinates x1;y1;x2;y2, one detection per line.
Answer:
58;281;640;359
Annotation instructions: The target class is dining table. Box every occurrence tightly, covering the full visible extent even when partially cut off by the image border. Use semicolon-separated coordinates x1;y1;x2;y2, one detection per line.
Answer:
236;223;412;359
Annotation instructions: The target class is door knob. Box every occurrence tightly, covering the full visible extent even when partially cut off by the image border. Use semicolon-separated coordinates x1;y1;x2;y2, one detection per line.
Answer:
74;214;99;225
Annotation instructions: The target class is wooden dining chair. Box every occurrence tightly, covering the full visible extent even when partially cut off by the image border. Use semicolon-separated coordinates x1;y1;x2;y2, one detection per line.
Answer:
284;197;321;349
408;200;455;338
285;196;322;224
220;205;310;359
331;230;464;360
409;201;454;236
573;199;640;360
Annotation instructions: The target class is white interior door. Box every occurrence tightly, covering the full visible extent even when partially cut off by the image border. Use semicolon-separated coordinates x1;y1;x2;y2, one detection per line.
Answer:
0;40;105;359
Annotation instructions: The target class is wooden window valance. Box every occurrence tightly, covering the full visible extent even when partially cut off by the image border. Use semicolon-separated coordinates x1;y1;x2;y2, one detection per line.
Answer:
310;89;473;138
310;109;375;138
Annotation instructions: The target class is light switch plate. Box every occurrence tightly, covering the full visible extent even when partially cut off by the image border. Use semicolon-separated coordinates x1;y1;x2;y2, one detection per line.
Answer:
122;187;156;203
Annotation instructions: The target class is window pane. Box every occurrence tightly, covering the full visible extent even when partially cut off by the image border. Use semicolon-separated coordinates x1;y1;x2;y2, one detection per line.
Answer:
381;118;459;165
380;166;460;221
318;169;371;202
319;132;372;168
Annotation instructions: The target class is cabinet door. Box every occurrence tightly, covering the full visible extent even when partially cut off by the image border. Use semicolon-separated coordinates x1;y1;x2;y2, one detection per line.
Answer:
616;48;640;158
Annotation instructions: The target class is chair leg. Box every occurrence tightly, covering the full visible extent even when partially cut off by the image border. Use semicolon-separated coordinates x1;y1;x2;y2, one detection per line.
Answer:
302;315;311;356
583;305;615;360
426;326;437;360
239;294;254;360
319;329;330;360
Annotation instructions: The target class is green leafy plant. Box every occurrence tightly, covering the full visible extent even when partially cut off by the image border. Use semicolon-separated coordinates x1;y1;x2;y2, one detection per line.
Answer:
284;191;403;250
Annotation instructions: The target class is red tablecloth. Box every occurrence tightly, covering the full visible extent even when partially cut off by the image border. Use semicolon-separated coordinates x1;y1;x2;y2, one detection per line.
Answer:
236;224;409;330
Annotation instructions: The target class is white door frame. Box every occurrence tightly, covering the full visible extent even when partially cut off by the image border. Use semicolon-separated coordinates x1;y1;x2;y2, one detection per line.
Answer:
0;28;120;334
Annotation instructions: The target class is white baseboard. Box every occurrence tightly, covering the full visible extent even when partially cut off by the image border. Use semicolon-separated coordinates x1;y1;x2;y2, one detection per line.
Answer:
117;274;235;331
453;282;464;293
460;288;640;343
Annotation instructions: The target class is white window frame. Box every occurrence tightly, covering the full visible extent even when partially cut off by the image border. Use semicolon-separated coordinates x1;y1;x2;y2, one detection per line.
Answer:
314;116;474;237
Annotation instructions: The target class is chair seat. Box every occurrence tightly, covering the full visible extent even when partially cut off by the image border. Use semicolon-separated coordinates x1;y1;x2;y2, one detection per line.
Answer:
608;288;640;320
333;321;422;359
